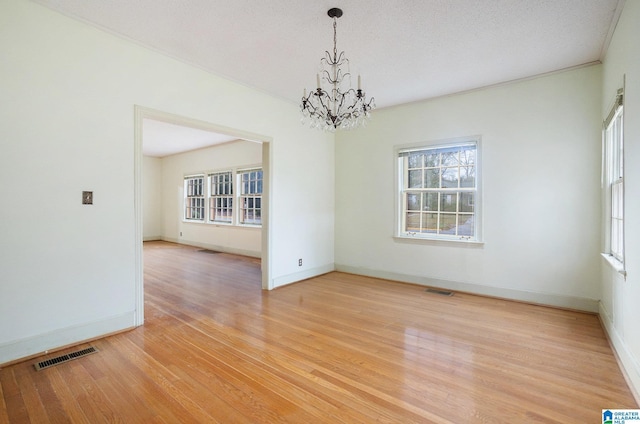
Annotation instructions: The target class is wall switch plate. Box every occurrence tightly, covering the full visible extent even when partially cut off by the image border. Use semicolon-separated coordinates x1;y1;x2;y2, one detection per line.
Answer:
82;191;93;205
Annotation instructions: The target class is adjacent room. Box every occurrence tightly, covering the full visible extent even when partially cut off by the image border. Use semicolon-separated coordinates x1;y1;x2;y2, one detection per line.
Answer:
1;0;639;422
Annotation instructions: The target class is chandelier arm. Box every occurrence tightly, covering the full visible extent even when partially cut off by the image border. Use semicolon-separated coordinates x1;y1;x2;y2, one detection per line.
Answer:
314;91;333;118
321;69;334;85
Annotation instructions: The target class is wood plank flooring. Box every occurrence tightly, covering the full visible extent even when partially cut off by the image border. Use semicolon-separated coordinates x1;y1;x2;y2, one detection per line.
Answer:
0;241;636;423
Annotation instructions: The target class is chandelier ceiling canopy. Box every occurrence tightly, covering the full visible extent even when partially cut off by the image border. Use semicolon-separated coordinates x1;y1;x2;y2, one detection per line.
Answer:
301;8;375;131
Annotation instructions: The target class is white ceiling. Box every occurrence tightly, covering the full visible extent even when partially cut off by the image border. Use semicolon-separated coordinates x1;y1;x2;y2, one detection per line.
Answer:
33;0;623;154
143;119;239;157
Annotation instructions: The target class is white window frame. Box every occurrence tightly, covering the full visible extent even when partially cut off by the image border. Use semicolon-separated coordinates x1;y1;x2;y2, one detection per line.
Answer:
183;167;263;229
238;168;263;226
603;88;624;270
209;171;233;224
395;137;482;243
184;175;205;221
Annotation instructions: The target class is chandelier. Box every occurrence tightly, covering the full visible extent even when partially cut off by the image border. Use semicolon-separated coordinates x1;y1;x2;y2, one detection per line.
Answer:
301;8;375;131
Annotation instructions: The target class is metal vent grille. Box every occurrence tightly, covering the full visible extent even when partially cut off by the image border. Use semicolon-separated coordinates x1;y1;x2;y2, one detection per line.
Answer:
198;249;220;254
425;288;454;296
34;346;98;371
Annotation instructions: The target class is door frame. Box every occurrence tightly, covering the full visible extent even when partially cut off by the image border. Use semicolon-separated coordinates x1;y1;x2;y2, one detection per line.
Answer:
133;105;273;326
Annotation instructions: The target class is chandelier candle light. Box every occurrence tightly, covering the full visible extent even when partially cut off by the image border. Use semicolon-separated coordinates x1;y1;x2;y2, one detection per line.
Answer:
301;8;375;131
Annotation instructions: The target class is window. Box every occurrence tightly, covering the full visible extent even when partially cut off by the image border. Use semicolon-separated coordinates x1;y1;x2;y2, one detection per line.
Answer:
604;89;624;263
209;171;233;223
184;175;205;221
239;169;263;225
183;168;263;227
397;139;479;241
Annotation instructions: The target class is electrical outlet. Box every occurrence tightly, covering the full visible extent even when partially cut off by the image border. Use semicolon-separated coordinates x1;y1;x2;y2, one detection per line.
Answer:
298;258;302;267
180;232;183;237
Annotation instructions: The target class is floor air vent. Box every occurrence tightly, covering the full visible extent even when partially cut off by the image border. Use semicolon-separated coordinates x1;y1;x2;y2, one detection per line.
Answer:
425;288;454;296
34;346;98;371
198;249;221;254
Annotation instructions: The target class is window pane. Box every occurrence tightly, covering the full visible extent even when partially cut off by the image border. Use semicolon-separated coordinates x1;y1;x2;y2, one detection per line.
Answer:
407;194;420;211
408;153;422;169
408;170;422;188
441;149;459;167
425;152;439;168
461;149;474;187
441;167;459;188
425;169;439;188
457;215;474;236
423;193;438;211
460;193;474;213
617;221;623;254
460;146;475;166
440;193;457;212
406;212;420;232
439;214;457;234
460;165;475;187
424;213;438;233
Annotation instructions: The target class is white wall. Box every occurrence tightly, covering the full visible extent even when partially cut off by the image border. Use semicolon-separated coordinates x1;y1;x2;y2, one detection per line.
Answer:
159;140;263;257
143;156;162;240
335;65;603;311
599;0;640;400
0;0;334;364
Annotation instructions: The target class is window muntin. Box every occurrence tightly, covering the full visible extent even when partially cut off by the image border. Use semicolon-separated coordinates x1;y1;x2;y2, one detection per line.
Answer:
209;171;233;223
239;169;263;225
184;175;205;221
605;104;624;262
398;141;478;241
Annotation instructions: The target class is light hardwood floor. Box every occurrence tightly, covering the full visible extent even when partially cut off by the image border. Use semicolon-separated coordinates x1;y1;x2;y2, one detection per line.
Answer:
0;241;636;423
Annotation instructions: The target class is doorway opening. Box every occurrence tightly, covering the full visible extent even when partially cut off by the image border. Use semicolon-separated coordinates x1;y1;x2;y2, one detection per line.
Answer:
133;106;272;326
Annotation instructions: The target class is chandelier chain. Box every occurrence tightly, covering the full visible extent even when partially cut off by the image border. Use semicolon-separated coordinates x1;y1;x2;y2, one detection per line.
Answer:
333;18;338;61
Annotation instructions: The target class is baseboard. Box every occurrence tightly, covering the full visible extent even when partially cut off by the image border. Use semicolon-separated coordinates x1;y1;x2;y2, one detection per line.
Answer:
161;237;261;258
143;235;162;241
599;302;640;405
334;264;599;312
0;311;136;366
271;263;335;289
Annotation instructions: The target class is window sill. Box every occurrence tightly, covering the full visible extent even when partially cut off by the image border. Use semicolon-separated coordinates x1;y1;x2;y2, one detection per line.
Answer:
393;235;484;247
182;220;261;230
601;253;626;276
238;224;262;229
